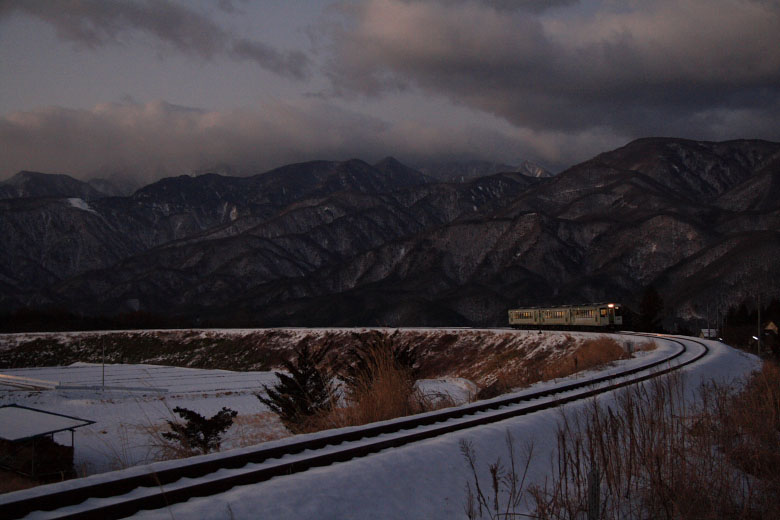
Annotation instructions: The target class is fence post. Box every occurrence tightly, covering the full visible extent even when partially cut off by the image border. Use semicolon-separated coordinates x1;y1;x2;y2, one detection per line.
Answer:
588;465;600;520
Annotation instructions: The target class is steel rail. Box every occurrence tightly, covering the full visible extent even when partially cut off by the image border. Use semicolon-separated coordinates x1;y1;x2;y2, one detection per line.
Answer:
1;333;708;520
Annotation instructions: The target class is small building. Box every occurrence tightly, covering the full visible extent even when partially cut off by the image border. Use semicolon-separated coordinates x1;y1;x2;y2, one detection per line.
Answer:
0;405;94;480
700;328;718;339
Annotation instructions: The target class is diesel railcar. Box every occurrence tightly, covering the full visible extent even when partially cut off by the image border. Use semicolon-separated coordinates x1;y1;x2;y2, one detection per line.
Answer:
508;303;623;330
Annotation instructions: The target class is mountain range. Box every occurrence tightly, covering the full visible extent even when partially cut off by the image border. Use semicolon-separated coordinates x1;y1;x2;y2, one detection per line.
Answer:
1;138;778;329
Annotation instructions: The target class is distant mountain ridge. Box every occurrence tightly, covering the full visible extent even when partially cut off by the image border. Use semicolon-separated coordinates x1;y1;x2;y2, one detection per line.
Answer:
0;138;777;329
418;159;551;182
0;171;106;200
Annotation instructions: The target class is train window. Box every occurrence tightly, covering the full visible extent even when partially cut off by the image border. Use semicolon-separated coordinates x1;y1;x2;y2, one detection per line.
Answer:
613;306;622;316
600;308;607;317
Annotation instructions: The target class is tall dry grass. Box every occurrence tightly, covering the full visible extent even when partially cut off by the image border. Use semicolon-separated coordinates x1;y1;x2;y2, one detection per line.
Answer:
310;344;433;430
477;337;633;399
528;362;780;519
462;432;535;520
541;336;630;381
0;470;38;494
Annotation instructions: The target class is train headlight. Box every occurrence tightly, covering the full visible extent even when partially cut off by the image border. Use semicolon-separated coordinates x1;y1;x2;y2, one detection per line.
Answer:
607;303;615;308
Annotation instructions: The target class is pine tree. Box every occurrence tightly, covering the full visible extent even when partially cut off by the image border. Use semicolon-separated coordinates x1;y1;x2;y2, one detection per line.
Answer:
257;342;334;432
162;406;237;454
638;285;664;332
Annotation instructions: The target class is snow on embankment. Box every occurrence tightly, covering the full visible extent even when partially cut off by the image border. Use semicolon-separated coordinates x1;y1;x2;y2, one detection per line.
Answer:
130;337;760;520
0;328;642;381
0;329;647;478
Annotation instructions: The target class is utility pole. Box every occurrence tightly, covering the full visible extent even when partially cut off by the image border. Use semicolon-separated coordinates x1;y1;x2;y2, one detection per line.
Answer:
588;465;601;520
758;293;762;356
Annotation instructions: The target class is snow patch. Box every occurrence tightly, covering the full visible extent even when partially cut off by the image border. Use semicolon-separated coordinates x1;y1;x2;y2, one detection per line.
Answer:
67;198;98;214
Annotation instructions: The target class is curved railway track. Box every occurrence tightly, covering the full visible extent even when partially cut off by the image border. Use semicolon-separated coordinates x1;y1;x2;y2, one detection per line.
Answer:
1;333;709;520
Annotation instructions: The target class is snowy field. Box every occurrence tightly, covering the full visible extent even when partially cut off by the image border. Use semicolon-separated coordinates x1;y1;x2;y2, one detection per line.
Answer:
0;330;758;519
0;362;476;476
0;329;668;478
0;363;284;475
120;337;757;520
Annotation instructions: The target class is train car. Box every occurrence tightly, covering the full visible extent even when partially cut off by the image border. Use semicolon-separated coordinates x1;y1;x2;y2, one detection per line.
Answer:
508;303;623;330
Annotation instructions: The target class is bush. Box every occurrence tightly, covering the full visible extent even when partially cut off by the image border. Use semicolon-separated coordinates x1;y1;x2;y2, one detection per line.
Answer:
162;406;237;455
257;342;335;433
339;330;418;398
637;285;665;332
309;332;429;430
528;364;780;519
325;345;420;428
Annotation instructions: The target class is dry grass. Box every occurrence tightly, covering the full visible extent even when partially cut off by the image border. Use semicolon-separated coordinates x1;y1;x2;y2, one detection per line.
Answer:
138;421;199;461
137;409;290;463
229;412;289;446
462;432;535;520
476;336;630;399
540;336;629;381
0;470;38;494
712;361;780;483
309;345;430;430
633;340;658;352
528;362;780;519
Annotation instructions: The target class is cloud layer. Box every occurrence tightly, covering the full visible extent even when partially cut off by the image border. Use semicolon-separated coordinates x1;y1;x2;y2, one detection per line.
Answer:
1;100;561;181
0;0;309;79
324;0;780;138
1;0;779;181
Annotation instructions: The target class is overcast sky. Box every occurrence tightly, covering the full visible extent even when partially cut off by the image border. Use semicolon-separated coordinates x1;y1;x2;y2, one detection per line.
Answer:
1;0;779;182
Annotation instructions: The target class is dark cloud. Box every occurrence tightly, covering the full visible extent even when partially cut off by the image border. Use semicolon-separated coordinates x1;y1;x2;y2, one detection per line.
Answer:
0;100;548;181
323;0;780;143
231;39;310;81
216;0;245;14
417;0;579;13
0;0;309;79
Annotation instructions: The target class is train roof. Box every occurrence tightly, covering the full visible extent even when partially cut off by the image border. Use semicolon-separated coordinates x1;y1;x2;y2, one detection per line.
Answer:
509;302;622;310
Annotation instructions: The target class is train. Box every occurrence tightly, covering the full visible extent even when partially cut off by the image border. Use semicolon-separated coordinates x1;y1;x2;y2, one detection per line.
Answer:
508;303;623;330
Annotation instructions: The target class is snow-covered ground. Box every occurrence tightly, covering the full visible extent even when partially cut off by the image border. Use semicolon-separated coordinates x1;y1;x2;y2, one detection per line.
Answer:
122;337;756;519
0;331;758;519
0;363;284;475
0;363;479;476
0;330;668;476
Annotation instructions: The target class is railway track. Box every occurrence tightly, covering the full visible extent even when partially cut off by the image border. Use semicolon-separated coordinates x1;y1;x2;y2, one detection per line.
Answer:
0;333;709;520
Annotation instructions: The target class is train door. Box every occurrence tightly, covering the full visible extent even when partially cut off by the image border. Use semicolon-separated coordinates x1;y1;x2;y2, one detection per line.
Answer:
606;303;619;327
